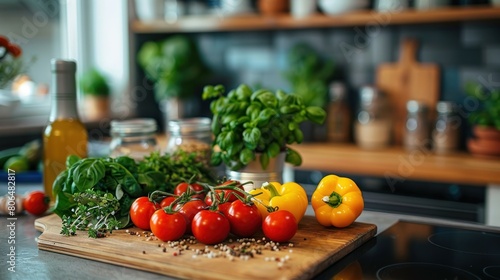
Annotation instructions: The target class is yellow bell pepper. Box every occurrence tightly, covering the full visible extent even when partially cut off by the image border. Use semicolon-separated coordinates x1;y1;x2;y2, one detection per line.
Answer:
311;175;364;228
249;181;308;223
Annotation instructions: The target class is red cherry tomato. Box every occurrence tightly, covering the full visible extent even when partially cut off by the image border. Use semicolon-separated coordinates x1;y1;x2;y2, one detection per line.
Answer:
7;43;21;58
204;191;232;216
0;36;9;47
150;209;186;242
219;180;244;202
191;210;230;245
217;201;232;217
160;196;176;208
129;197;157;231
226;200;262;238
176;199;206;233
174;182;206;200
23;191;49;216
262;210;297;243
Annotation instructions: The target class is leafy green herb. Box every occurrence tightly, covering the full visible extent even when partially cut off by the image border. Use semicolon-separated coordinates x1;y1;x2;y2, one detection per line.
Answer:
60;189;120;238
203;84;326;171
283;43;334;108
53;150;217;237
464;82;500;129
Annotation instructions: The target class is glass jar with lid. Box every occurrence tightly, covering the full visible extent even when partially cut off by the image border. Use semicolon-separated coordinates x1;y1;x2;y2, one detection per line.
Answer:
327;81;351;143
354;86;392;149
404;100;430;151
109;118;159;161
432;101;460;154
165;117;212;165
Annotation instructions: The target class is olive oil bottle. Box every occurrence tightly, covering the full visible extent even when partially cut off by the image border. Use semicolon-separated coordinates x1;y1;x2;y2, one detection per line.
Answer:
43;59;87;202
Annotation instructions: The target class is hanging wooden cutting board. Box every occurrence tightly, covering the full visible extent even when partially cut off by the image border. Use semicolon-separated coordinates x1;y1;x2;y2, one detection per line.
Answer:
375;39;440;145
35;214;376;280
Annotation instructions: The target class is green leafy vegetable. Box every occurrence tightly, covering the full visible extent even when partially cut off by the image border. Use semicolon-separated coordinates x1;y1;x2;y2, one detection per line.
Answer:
52;150;217;238
464;82;500;129
203;84;326;170
60;189;121;238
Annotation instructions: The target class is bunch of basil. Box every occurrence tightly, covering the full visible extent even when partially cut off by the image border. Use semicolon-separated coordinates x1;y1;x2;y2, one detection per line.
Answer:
202;84;326;171
52;151;216;229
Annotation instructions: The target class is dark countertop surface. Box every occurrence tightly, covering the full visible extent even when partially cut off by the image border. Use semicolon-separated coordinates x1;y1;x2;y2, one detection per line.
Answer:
1;183;497;280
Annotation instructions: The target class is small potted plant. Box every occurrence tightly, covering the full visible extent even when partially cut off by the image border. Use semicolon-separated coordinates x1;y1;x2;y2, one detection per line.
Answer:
137;35;209;124
464;82;500;157
283;43;334;142
79;68;111;121
283;42;334;109
202;84;326;188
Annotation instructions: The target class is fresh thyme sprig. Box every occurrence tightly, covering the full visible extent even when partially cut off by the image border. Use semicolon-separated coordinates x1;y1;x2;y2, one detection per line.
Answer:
60;189;121;238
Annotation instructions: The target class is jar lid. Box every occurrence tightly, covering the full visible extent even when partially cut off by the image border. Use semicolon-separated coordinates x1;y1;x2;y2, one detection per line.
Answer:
111;118;157;134
168;117;211;134
436;101;456;113
406;100;428;113
359;86;385;105
329;82;346;101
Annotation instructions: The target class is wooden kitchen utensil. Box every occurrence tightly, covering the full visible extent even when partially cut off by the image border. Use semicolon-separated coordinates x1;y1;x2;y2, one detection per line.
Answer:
35;214;376;280
376;39;440;145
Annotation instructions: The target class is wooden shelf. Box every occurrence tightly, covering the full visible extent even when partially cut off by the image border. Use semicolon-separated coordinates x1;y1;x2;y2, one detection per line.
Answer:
291;143;500;186
131;6;500;34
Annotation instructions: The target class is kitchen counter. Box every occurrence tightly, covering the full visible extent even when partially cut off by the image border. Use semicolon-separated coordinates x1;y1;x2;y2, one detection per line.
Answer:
2;184;498;280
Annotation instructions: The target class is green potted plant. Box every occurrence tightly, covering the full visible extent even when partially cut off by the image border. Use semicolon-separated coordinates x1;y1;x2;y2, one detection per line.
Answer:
79;68;111;121
202;84;326;188
283;42;334;108
464;82;500;157
283;42;334;141
137;35;209;123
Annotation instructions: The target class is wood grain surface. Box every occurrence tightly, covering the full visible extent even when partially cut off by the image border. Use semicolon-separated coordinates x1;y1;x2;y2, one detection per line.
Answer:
35;214;376;280
376;39;440;145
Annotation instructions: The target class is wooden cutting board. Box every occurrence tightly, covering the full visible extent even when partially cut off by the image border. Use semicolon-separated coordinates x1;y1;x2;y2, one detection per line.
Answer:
35;214;376;280
376;39;440;145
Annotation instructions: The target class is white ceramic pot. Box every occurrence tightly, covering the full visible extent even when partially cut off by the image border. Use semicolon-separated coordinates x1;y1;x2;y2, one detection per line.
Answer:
135;0;164;21
318;0;370;15
414;0;450;10
375;0;410;12
291;0;317;18
221;0;252;15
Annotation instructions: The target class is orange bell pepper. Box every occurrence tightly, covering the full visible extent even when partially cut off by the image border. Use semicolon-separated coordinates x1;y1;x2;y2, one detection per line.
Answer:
311;175;364;228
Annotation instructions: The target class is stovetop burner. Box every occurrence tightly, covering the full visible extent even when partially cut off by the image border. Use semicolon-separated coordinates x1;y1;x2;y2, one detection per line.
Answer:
428;231;500;255
484;266;500;279
317;220;500;280
376;262;481;280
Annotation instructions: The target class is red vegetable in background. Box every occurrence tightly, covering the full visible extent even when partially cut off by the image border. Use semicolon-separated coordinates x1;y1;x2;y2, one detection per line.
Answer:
23;190;49;216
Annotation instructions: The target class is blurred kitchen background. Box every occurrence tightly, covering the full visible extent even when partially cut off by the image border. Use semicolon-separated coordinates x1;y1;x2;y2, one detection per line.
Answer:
1;0;500;224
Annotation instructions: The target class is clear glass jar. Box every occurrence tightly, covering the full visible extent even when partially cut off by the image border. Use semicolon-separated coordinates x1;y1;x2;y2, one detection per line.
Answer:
165;117;212;164
109;118;159;161
404;100;430;151
354;86;392;149
327;82;351;143
432;101;460;154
